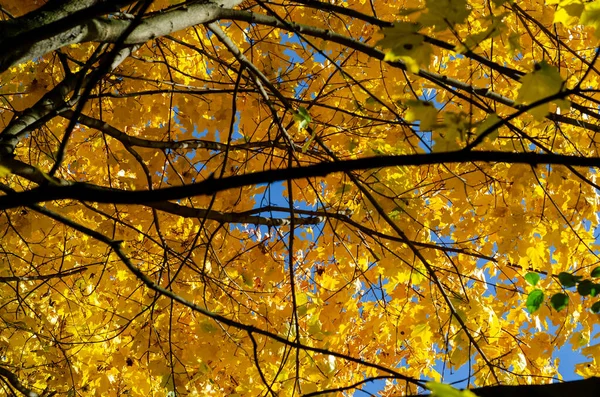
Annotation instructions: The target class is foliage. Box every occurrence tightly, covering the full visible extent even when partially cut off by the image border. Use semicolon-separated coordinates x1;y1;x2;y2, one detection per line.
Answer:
2;0;600;396
426;382;479;397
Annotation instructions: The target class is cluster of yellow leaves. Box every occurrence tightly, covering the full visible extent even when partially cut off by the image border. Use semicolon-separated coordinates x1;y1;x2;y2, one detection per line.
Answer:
2;0;600;396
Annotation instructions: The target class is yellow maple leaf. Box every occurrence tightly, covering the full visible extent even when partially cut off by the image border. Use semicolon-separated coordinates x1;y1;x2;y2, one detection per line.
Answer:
405;100;438;131
582;0;600;36
376;22;432;73
418;0;471;30
516;61;565;120
552;0;585;26
411;323;433;343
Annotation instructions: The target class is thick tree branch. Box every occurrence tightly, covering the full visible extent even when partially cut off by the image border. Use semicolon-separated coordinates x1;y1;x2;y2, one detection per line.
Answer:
0;45;137;158
0;0;136;73
0;0;242;72
406;377;600;397
0;158;322;226
0;73;80;157
0;267;87;283
0;150;597;210
2;2;597;136
150;201;324;226
0;366;40;397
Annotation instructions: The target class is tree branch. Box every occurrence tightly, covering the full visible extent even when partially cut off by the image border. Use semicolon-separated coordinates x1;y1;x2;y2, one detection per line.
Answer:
0;267;87;283
150;201;324;226
406;377;600;397
0;0;243;72
0;366;40;397
0;150;598;210
60;110;299;152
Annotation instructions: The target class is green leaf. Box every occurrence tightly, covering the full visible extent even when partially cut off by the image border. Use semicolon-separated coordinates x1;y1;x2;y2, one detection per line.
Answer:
577;279;595;296
426;381;479;397
524;272;540;286
581;1;600;38
296;292;309;316
301;128;317;153
526;289;544;313
577;281;600;297
388;207;404;220
591;266;600;278
591;301;600;313
550;293;568;311
557;272;582;288
294;106;312;131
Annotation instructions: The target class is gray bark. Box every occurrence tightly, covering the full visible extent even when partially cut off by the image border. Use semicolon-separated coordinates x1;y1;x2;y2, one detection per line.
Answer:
0;0;242;73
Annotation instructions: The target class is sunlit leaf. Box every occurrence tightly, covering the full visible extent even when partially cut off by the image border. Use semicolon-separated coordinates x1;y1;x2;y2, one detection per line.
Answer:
376;22;432;72
581;0;600;37
405;100;438;131
525;272;541;286
552;0;585;27
294;106;312;131
526;289;544;313
516;61;565;120
426;381;479;397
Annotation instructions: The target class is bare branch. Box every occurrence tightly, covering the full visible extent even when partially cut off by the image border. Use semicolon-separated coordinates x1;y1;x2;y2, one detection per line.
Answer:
0;267;87;283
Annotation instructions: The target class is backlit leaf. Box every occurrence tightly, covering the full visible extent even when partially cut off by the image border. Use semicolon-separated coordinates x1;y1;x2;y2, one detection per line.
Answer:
376;22;432;73
526;289;544;313
581;0;600;37
550;293;569;311
294;106;312;131
525;272;540;286
557;272;582;288
516;61;565;120
426;382;479;397
0;165;10;177
405;100;438;131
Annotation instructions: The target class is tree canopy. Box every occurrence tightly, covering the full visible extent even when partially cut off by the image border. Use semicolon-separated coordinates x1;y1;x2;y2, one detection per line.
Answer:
2;0;600;396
